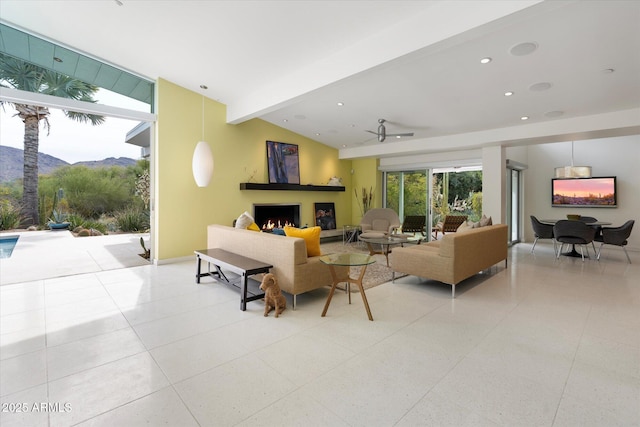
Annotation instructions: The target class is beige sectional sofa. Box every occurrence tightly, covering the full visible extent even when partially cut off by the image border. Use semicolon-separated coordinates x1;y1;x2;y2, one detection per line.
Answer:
207;224;348;308
389;224;508;297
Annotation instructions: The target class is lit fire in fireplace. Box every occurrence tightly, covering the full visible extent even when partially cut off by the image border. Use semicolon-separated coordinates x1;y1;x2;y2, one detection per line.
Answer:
262;219;295;230
254;204;300;231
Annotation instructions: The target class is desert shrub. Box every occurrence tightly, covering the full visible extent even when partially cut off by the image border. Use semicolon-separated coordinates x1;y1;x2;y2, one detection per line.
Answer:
0;200;23;230
98;214;118;233
40;166;137;218
66;213;87;230
0;181;22;200
79;219;108;235
469;192;483;222
115;207;149;232
35;161;151;225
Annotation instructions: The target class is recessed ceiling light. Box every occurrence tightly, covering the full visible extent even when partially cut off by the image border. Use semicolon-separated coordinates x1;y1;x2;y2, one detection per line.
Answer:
283;119;288;123
510;42;538;56
342;144;347;148
480;57;492;64
199;84;208;90
315;133;320;136
337;102;344;106
504;91;514;96
53;57;62;63
520;116;529;121
396;135;402;139
529;82;552;92
544;110;564;118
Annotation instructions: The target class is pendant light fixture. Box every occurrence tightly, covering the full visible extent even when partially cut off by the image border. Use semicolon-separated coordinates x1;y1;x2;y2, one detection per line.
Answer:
554;141;591;178
192;85;214;187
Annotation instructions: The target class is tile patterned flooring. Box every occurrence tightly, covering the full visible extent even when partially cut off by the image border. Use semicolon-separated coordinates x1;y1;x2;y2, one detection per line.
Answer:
0;242;638;426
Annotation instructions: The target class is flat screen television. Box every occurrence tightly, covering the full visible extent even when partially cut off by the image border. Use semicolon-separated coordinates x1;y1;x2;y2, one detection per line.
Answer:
552;176;617;207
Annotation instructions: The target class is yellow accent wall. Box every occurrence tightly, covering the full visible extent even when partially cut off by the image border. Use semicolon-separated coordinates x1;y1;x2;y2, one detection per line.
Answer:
350;157;381;224
155;79;354;260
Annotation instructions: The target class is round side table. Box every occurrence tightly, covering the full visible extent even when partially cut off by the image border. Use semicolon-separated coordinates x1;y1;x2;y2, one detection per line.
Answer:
319;253;376;321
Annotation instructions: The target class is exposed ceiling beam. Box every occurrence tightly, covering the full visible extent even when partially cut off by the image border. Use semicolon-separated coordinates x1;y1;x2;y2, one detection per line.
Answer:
0;87;156;122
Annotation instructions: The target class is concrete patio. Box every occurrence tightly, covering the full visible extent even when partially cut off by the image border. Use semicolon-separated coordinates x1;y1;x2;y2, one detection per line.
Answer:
0;230;150;286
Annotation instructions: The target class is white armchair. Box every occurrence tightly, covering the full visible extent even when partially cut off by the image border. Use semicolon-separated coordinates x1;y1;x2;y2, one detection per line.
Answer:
360;208;401;236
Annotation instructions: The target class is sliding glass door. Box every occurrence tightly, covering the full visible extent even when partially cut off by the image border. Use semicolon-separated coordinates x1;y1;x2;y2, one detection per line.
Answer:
508;169;521;244
385;167;483;241
385;171;428;221
506;160;527;245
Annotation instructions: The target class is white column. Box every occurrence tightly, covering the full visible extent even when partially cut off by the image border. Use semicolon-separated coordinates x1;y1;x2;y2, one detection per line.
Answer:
482;146;506;224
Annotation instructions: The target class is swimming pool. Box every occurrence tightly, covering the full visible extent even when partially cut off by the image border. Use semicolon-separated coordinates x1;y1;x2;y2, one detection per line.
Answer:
0;235;19;259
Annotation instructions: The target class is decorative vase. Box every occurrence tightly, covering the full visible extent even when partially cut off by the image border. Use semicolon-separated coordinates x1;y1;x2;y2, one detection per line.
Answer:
49;222;71;230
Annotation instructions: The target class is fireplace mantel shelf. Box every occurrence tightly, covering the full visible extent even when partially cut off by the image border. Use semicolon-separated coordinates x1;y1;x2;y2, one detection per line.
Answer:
240;183;345;192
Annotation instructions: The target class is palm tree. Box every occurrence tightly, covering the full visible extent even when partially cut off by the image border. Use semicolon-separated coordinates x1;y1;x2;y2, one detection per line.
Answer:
0;53;105;225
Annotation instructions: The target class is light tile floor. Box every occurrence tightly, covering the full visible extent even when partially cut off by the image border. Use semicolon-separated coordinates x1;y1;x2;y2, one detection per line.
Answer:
0;242;638;426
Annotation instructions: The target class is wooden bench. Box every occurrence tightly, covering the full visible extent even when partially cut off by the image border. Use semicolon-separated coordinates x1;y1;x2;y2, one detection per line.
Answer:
194;248;273;311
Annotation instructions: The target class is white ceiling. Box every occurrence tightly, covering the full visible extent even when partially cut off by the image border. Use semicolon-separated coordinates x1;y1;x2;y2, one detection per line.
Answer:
1;0;639;160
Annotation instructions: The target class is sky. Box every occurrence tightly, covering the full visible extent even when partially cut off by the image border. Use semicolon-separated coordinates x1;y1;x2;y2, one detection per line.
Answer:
553;178;615;197
0;89;150;164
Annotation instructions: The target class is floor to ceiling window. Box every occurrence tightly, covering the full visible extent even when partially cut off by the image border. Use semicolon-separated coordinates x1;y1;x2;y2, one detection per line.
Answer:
384;167;482;239
385;171;428;221
1;22;156;256
431;168;483;229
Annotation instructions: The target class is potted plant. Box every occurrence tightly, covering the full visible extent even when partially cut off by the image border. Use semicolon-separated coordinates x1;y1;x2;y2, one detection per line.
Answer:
48;209;70;230
47;190;70;230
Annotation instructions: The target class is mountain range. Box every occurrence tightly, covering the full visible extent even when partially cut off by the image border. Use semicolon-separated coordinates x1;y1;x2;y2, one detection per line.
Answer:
0;146;137;182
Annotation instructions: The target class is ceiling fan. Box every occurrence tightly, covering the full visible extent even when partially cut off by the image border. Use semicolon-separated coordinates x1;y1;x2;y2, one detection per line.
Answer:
366;118;414;142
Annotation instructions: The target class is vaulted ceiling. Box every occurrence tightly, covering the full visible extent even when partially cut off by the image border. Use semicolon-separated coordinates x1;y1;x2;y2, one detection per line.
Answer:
1;0;639;160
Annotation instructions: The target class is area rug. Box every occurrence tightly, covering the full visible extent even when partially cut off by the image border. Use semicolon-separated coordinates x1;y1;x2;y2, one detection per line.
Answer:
320;240;395;290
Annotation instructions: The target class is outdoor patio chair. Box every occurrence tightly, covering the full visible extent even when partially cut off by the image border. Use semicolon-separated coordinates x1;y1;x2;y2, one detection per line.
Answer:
400;215;427;236
433;215;468;239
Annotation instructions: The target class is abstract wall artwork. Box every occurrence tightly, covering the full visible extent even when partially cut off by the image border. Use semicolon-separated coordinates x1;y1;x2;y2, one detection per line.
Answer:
266;141;300;184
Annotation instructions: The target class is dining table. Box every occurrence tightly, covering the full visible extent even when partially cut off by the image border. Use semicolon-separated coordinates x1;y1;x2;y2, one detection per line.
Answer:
540;219;612;257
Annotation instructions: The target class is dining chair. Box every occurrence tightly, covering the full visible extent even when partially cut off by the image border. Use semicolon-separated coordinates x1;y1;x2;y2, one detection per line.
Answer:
595;220;635;263
578;216;602;241
530;215;556;254
553;219;597;261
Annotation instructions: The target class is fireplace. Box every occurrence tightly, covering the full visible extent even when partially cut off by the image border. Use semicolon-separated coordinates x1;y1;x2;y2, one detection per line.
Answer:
253;203;301;230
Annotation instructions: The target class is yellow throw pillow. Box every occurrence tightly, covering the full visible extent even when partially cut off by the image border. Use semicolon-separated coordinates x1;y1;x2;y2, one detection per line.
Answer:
283;226;322;256
247;222;261;232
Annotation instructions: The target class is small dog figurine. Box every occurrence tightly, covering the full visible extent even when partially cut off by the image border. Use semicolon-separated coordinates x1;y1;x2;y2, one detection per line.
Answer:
259;273;286;317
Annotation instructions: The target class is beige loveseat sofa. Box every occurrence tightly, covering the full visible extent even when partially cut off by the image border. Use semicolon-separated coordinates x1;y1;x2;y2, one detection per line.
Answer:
389;224;508;297
207;224;348;308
